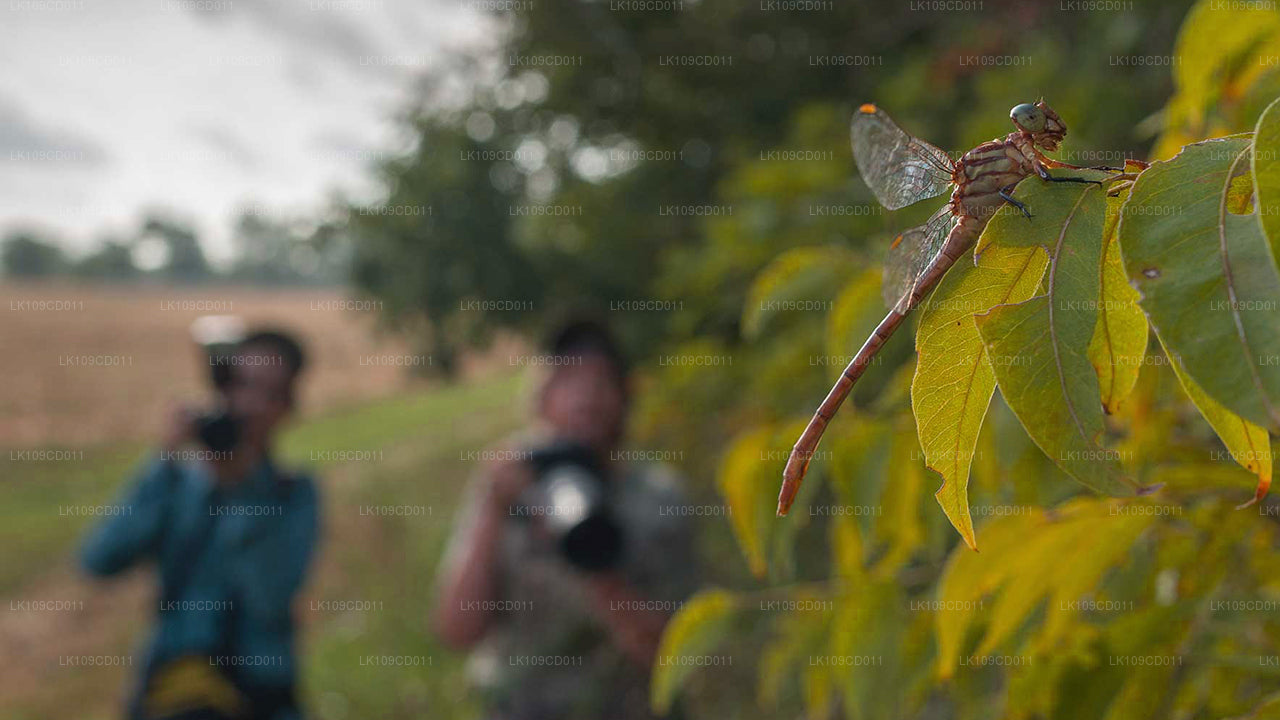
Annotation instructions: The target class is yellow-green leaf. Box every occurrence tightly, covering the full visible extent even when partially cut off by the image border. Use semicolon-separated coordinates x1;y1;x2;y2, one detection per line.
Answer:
1088;194;1149;415
874;414;927;572
802;659;834;719
756;599;833;710
717;426;776;578
826;267;887;361
913;244;1049;551
1172;0;1276;127
651;589;738;715
935;499;1158;679
830;513;865;581
1224;692;1280;720
1159;336;1273;507
1156;0;1280;159
976;178;1139;496
743;245;854;339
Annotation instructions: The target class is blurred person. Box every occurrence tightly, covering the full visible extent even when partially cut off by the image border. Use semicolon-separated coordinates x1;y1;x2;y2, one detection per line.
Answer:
434;320;698;720
81;329;319;720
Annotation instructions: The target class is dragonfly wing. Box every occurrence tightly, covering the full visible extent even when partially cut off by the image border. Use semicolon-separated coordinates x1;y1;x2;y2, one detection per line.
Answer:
851;104;956;211
883;204;958;310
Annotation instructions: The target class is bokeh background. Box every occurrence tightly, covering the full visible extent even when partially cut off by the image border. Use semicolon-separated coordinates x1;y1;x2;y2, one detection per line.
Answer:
7;0;1280;717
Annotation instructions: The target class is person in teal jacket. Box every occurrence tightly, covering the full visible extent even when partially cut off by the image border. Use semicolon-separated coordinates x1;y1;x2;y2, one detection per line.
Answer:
81;330;318;720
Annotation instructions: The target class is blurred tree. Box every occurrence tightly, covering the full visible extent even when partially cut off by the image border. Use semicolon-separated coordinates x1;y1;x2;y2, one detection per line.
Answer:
73;237;138;280
348;0;1196;369
227;209;348;286
350;120;536;373
139;213;211;282
2;231;67;277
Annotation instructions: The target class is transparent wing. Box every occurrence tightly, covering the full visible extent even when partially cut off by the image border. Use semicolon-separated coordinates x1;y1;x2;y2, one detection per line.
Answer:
883;204;958;310
851;104;956;211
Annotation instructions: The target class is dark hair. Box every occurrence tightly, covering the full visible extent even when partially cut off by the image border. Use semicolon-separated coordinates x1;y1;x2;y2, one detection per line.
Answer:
545;319;628;383
237;329;307;380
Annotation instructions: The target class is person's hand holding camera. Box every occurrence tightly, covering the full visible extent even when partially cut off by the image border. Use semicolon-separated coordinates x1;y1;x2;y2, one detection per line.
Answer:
483;452;535;516
161;403;201;453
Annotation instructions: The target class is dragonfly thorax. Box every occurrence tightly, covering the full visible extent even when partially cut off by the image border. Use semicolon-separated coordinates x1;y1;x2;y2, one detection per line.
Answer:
952;139;1037;219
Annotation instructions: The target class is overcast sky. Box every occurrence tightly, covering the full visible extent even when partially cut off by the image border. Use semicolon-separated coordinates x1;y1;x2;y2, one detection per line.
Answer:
0;0;491;262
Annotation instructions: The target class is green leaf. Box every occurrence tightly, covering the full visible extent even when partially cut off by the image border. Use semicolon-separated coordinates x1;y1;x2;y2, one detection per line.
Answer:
913;243;1049;551
742;245;854;339
975;179;1138;496
1158;336;1273;506
1119;137;1280;430
1253;94;1280;268
1087;195;1149;415
650;589;738;715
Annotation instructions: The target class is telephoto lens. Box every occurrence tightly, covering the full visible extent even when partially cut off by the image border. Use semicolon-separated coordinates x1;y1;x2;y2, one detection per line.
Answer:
527;442;625;572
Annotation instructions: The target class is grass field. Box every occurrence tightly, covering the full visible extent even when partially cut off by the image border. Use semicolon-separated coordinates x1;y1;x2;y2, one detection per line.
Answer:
1;281;538;718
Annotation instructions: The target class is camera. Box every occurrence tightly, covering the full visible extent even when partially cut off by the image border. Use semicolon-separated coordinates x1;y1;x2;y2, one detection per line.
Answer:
189;316;245;454
526;441;625;572
194;411;241;453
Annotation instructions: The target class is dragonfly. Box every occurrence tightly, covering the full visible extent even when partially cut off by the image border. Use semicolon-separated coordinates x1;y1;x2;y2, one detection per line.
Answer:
776;100;1141;517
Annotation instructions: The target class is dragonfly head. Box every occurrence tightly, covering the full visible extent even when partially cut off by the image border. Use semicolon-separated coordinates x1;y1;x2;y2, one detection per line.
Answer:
1010;100;1066;152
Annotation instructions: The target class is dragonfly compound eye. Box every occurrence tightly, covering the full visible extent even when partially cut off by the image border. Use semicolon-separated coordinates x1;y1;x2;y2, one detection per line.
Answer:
1010;103;1046;133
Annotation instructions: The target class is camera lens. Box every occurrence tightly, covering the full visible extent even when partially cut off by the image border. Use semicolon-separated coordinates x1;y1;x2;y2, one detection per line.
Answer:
528;442;625;571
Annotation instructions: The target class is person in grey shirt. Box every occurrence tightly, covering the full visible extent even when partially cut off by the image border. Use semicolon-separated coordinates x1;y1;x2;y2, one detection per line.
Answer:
434;320;697;720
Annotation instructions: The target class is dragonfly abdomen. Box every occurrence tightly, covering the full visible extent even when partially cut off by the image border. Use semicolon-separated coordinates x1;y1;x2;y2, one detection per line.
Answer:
901;214;985;310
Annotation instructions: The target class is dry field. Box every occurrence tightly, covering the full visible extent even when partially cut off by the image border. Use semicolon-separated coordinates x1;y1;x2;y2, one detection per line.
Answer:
0;281;520;448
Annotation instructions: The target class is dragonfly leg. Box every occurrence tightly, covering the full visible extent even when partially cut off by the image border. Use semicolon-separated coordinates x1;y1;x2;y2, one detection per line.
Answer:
999;184;1033;220
1068;162;1150;173
1037;164;1105;186
1051;161;1123;172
